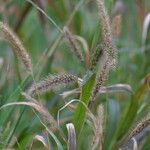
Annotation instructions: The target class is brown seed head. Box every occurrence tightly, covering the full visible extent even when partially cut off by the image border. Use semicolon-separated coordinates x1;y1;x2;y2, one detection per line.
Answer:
0;21;32;74
27;74;78;96
96;0;117;67
63;26;84;63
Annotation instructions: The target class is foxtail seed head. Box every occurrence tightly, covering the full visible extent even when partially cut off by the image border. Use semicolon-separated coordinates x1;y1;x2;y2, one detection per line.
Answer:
92;60;110;100
0;22;32;74
120;117;150;149
96;0;117;67
27;74;78;96
90;44;103;70
127;118;150;141
63;26;84;63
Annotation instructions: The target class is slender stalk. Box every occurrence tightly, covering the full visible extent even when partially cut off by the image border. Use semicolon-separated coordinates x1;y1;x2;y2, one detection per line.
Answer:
15;3;32;32
5;107;26;147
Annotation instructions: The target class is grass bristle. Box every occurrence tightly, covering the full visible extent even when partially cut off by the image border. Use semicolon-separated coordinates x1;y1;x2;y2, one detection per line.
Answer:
0;21;32;74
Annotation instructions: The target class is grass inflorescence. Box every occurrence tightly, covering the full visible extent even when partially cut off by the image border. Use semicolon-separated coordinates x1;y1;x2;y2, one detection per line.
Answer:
27;74;78;96
0;21;32;74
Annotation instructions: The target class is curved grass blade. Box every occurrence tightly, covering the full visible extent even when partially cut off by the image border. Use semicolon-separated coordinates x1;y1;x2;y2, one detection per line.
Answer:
66;123;76;150
98;84;133;94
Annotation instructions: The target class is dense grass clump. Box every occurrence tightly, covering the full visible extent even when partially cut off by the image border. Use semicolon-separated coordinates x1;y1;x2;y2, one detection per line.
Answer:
0;0;150;149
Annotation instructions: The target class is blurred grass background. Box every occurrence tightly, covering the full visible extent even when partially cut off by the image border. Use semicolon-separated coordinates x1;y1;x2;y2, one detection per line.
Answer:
0;0;150;149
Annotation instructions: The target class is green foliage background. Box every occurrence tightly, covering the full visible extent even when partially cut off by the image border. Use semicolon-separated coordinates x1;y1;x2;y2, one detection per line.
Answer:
0;0;150;149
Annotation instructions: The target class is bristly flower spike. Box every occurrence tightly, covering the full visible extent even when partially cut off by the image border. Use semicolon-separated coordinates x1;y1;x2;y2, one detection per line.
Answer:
120;116;150;149
91;0;119;101
0;21;32;74
27;74;78;96
91;60;110;100
63;26;84;63
96;0;117;67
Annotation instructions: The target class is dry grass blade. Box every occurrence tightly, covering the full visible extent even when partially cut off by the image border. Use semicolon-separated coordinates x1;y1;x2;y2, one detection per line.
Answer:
66;123;76;150
30;134;49;149
0;101;52;122
142;13;150;52
27;74;78;96
98;84;133;94
63;26;84;63
0;57;3;69
0;21;32;74
112;0;125;16
132;138;138;150
112;15;122;38
136;0;145;27
60;88;81;99
111;0;124;38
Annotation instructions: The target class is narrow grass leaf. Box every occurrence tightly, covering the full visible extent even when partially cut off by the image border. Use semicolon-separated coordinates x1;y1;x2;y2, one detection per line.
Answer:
73;71;96;136
104;99;120;150
45;127;64;150
0;75;32;126
26;0;63;33
32;110;64;150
